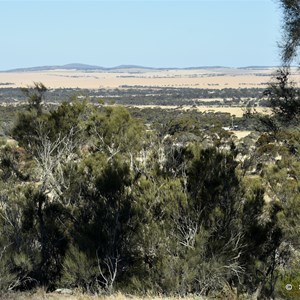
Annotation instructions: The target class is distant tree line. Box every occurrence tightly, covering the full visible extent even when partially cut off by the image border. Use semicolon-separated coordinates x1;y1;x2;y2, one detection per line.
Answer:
0;87;267;107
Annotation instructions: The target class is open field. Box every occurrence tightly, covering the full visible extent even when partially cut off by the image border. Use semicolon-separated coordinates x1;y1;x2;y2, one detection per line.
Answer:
1;67;299;90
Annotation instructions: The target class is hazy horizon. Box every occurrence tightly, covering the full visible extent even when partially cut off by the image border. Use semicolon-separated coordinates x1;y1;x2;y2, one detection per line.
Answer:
2;62;283;72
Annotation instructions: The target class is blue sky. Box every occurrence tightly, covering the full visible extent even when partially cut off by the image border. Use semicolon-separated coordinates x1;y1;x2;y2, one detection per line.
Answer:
0;0;282;70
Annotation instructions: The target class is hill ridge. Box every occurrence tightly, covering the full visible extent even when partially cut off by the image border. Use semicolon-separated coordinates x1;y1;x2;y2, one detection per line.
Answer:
2;63;279;73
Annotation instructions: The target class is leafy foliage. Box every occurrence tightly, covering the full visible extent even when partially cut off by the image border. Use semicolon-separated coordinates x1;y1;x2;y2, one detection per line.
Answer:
279;0;300;64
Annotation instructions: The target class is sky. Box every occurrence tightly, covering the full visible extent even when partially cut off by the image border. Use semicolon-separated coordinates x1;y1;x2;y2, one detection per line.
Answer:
0;0;282;70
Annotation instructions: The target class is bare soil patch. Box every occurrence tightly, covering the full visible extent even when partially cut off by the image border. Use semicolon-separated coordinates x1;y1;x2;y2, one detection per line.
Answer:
128;105;271;117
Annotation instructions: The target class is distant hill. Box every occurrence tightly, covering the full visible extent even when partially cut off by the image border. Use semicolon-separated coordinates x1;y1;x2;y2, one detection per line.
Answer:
61;63;105;70
238;66;275;70
5;63;105;72
110;65;156;70
4;64;158;72
3;63;279;73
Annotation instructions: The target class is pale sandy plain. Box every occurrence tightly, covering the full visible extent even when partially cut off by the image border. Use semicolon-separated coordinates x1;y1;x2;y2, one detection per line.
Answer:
0;67;297;119
1;67;300;90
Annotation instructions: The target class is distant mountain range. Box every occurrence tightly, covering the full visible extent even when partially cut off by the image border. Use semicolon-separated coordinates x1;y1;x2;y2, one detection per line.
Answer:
4;63;162;72
3;63;278;72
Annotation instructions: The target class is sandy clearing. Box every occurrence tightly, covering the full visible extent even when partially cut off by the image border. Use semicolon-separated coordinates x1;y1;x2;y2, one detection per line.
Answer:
195;106;270;117
128;105;271;117
232;130;252;139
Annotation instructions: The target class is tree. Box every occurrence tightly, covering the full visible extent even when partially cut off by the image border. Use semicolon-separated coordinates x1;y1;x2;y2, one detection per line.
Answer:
257;5;300;296
279;0;300;64
264;68;300;124
262;1;300;127
21;82;47;115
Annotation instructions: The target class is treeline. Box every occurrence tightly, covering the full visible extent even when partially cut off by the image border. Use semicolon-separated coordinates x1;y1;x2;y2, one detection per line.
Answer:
0;83;300;299
0;87;266;107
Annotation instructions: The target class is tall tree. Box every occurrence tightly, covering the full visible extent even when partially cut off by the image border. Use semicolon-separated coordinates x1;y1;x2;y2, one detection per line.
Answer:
279;0;300;65
263;1;300;127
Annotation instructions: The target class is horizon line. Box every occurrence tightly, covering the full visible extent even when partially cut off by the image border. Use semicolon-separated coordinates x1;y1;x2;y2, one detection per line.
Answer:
1;63;283;72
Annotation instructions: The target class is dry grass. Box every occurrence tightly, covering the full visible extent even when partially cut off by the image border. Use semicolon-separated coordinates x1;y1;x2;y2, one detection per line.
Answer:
0;290;207;300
